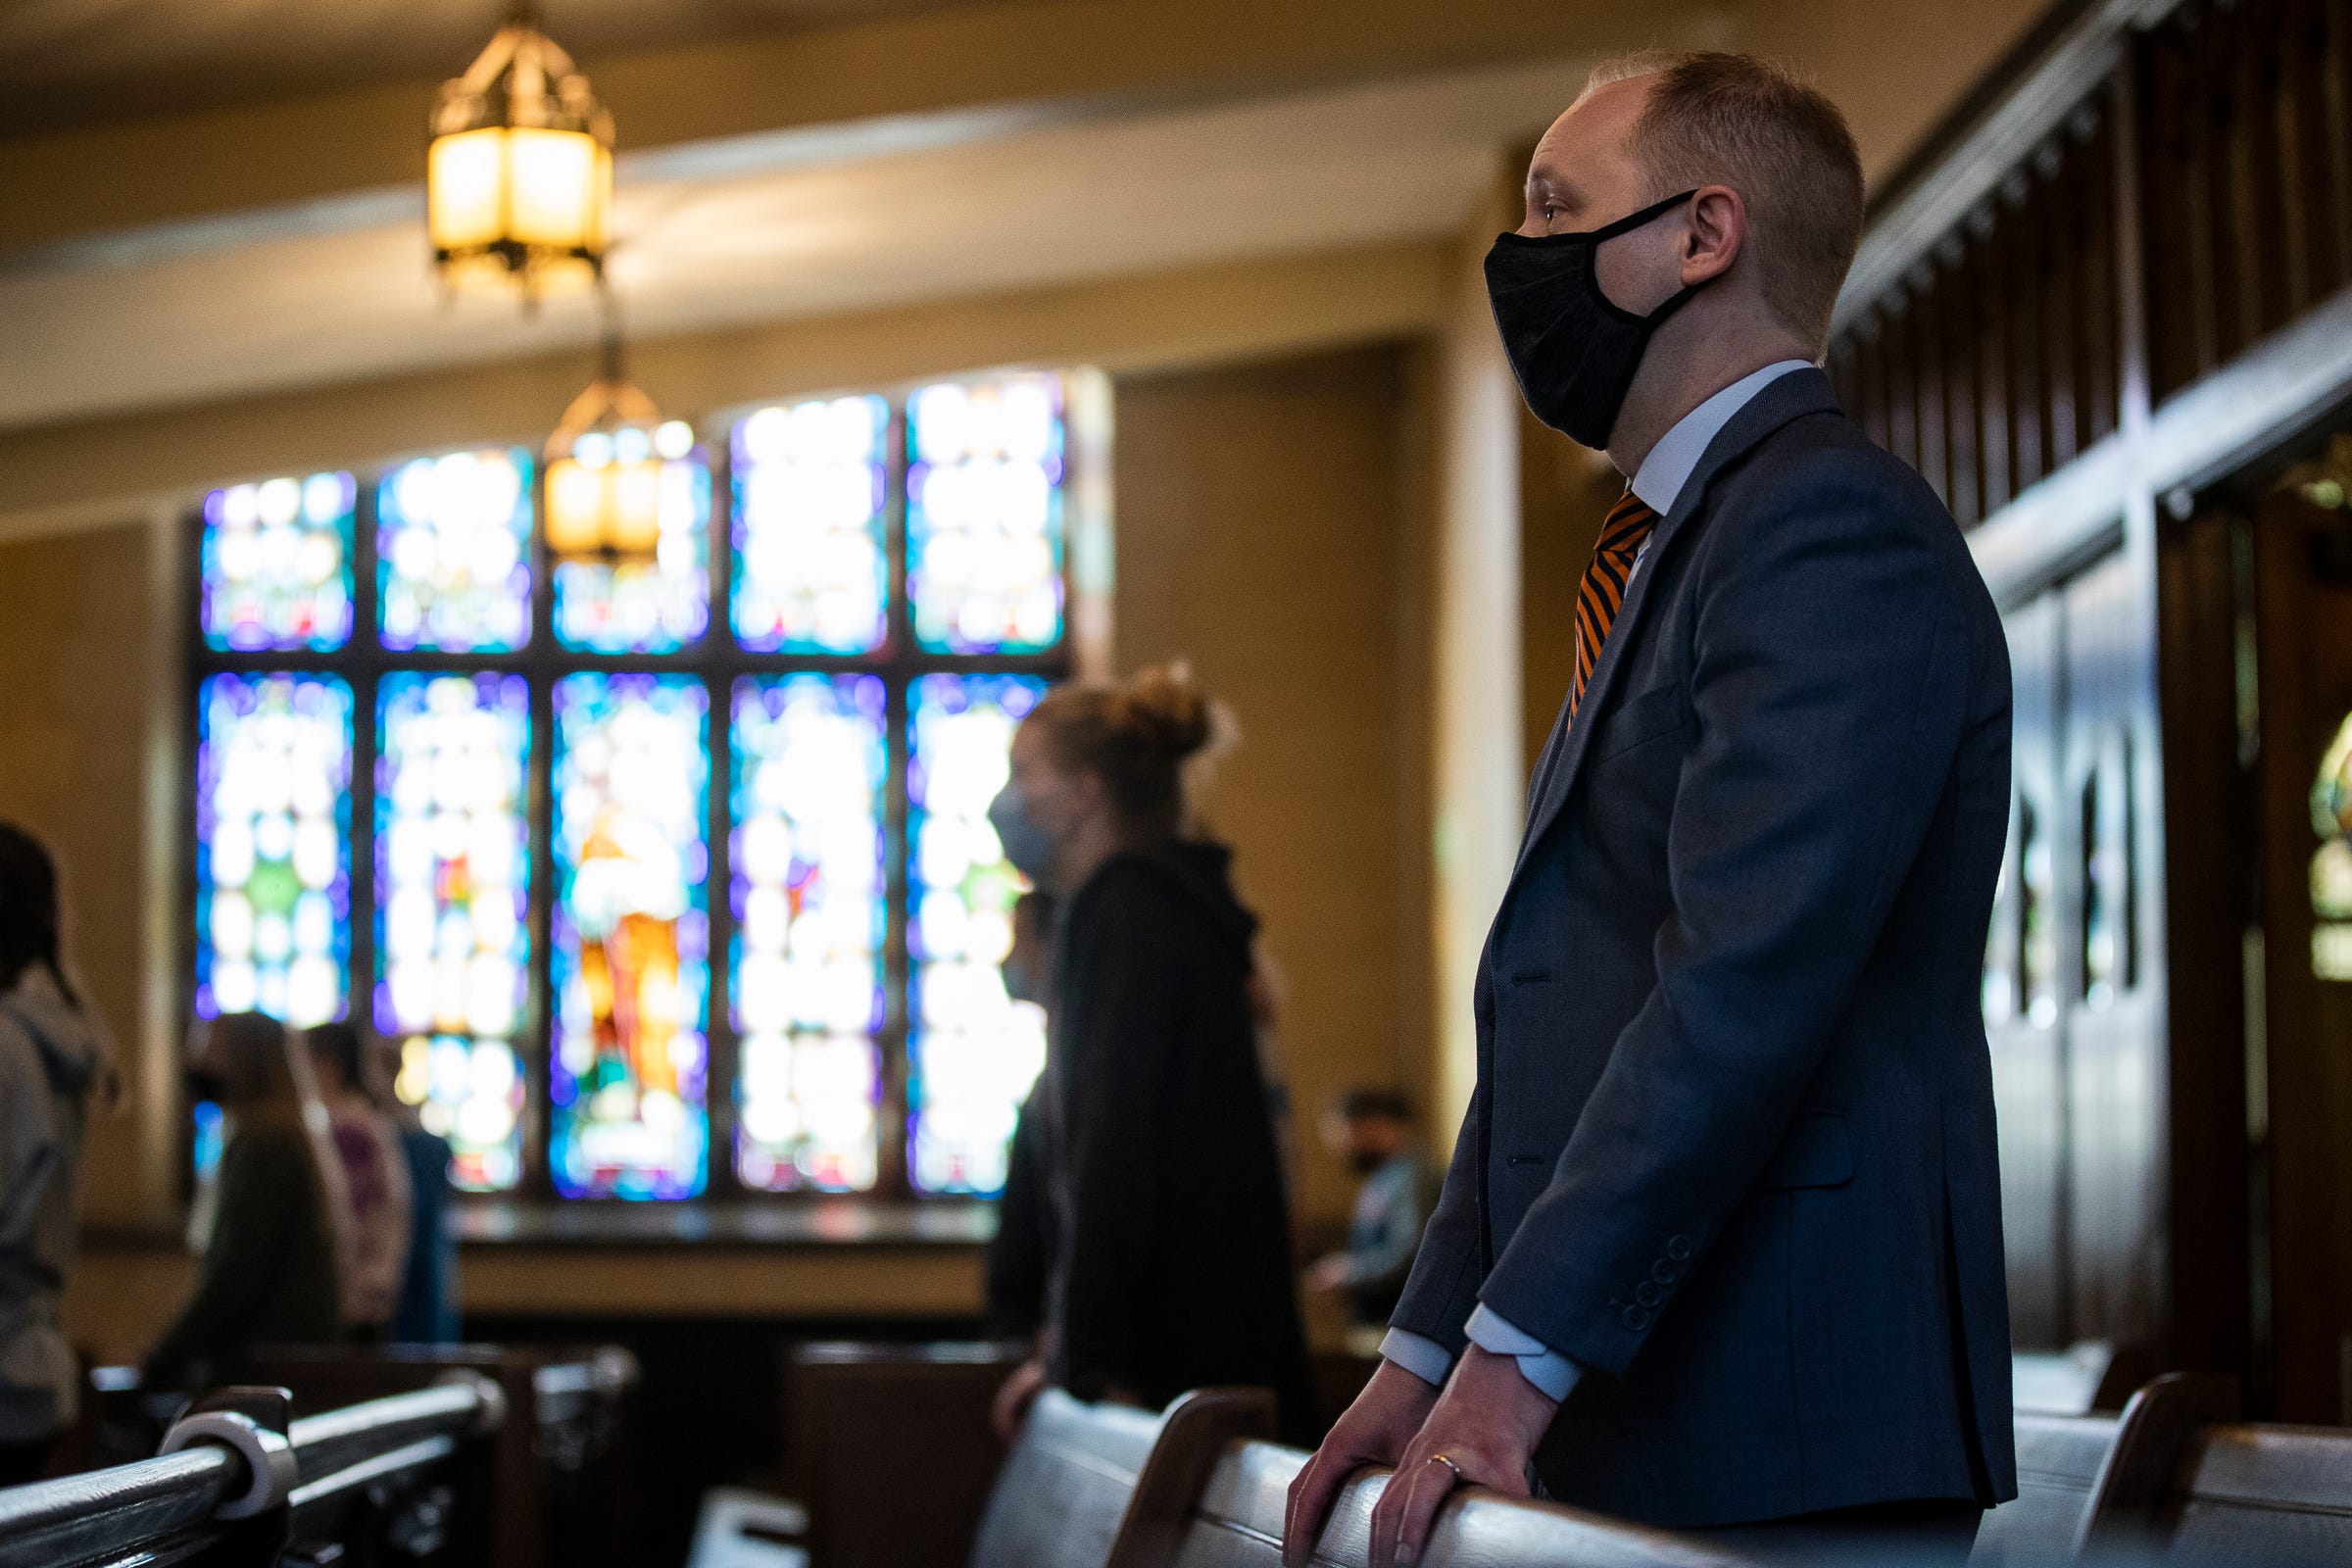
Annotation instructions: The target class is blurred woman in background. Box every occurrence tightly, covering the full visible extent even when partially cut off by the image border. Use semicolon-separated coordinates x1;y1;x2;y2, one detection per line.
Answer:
145;1011;342;1390
985;891;1057;1351
304;1023;413;1342
0;824;118;1485
986;664;1313;1442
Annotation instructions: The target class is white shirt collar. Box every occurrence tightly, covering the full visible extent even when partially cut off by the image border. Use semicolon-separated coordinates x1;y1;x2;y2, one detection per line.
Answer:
1628;359;1814;515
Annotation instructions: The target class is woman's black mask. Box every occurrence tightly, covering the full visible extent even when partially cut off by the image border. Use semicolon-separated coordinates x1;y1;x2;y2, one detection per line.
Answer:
1484;189;1704;449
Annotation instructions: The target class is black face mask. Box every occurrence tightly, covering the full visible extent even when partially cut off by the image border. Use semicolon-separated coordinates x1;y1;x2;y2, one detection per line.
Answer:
1484;189;1705;449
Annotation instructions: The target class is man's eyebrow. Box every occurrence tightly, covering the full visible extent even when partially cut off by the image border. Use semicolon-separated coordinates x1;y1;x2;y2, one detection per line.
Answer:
1525;169;1583;207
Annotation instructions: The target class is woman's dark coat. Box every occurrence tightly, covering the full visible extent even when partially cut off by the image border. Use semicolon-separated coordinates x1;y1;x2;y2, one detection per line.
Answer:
1030;839;1313;1440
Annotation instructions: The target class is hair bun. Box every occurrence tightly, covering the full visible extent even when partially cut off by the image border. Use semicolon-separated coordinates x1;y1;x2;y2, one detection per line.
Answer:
1110;662;1217;762
1023;661;1233;832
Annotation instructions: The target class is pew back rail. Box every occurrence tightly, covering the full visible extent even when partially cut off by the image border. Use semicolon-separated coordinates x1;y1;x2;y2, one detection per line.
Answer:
1172;1441;1756;1568
0;1376;502;1568
969;1386;1276;1568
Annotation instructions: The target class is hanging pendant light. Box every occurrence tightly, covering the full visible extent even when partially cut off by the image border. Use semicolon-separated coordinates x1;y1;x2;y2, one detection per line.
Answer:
428;4;612;303
543;303;693;569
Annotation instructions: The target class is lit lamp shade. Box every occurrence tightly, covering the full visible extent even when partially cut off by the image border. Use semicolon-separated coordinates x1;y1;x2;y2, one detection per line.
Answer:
543;376;692;568
428;22;612;300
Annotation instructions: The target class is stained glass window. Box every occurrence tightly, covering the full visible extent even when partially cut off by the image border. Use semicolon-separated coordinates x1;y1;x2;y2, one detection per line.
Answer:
377;673;531;1193
731;395;889;655
378;447;534;653
731;675;887;1192
550;674;710;1199
190;369;1099;1203
908;376;1064;654
553;426;712;654
195;672;352;1026
201;472;356;652
906;674;1049;1195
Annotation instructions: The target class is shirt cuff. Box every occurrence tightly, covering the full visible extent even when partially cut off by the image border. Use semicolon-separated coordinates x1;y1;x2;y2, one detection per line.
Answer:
1377;1328;1454;1389
1465;1304;1583;1403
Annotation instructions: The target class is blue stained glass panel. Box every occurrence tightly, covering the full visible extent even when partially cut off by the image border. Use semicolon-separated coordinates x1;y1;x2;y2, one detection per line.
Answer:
375;672;531;1194
550;673;710;1200
195;672;352;1026
730;675;887;1192
906;673;1049;1195
201;472;356;652
377;447;534;653
907;375;1064;654
731;396;889;655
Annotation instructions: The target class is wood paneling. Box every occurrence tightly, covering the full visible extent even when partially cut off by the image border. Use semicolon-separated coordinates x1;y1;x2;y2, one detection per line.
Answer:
2139;0;2352;402
1830;95;2121;529
2154;506;2258;1395
2248;477;2352;1422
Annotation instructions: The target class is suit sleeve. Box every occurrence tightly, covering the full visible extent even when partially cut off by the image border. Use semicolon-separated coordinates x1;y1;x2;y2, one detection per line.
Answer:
1053;872;1183;1396
1476;452;1974;1378
1385;1083;1486;1355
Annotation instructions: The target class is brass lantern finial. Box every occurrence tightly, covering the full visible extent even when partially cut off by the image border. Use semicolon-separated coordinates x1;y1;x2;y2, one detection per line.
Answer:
543;288;693;570
427;4;612;305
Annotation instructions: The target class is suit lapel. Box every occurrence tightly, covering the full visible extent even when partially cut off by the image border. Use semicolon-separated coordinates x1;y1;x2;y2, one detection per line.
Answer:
1510;368;1841;878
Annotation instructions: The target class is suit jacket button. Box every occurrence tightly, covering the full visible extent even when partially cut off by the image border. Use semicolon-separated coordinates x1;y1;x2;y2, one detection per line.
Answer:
1666;1236;1692;1261
1620;1305;1651;1332
1635;1282;1663;1307
1651;1259;1680;1285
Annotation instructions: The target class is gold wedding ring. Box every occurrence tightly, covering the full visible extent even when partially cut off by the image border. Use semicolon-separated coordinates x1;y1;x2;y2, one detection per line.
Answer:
1424;1453;1465;1482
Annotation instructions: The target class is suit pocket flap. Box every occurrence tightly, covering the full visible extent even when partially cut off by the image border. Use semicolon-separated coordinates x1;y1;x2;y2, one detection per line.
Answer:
1592;684;1688;760
1757;1107;1853;1190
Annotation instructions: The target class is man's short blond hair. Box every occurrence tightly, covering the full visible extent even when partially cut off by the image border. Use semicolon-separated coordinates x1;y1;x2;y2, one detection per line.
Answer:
1583;51;1864;352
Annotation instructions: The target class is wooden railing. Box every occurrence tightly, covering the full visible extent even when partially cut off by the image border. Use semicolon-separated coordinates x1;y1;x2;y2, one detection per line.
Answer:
0;1375;501;1568
1831;0;2352;531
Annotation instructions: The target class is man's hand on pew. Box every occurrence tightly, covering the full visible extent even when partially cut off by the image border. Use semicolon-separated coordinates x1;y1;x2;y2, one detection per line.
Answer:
1282;1358;1439;1567
991;1359;1051;1443
1367;1346;1554;1567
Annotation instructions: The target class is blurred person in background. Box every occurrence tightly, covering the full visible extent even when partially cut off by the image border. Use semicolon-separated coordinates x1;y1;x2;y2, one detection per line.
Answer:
985;663;1314;1444
986;891;1056;1369
0;824;119;1485
1304;1089;1434;1345
304;1023;414;1342
380;1039;459;1346
145;1011;343;1390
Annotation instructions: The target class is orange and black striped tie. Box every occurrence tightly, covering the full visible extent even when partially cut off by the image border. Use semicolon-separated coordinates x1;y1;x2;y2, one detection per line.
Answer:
1571;488;1659;718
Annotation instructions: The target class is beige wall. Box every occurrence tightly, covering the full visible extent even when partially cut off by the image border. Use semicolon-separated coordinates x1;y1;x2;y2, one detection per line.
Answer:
1111;345;1433;1234
1746;0;2057;184
0;518;183;1231
1422;183;1529;1150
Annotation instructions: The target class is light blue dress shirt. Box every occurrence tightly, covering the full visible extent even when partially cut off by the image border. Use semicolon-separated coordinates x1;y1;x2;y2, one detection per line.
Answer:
1377;358;1813;1404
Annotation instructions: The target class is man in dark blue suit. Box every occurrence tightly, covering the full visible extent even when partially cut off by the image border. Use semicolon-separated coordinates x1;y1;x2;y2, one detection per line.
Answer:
1287;51;2016;1567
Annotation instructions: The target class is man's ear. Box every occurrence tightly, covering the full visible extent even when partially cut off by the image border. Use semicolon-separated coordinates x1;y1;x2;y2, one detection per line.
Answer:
1682;184;1745;285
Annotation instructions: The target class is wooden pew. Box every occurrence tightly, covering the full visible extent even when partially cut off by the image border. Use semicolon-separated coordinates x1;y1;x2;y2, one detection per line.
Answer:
0;1377;503;1568
1165;1442;1755;1568
971;1387;1274;1568
2011;1342;2150;1416
785;1340;1025;1568
2145;1418;2352;1564
248;1343;641;1568
1970;1410;2125;1566
1971;1372;2236;1565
